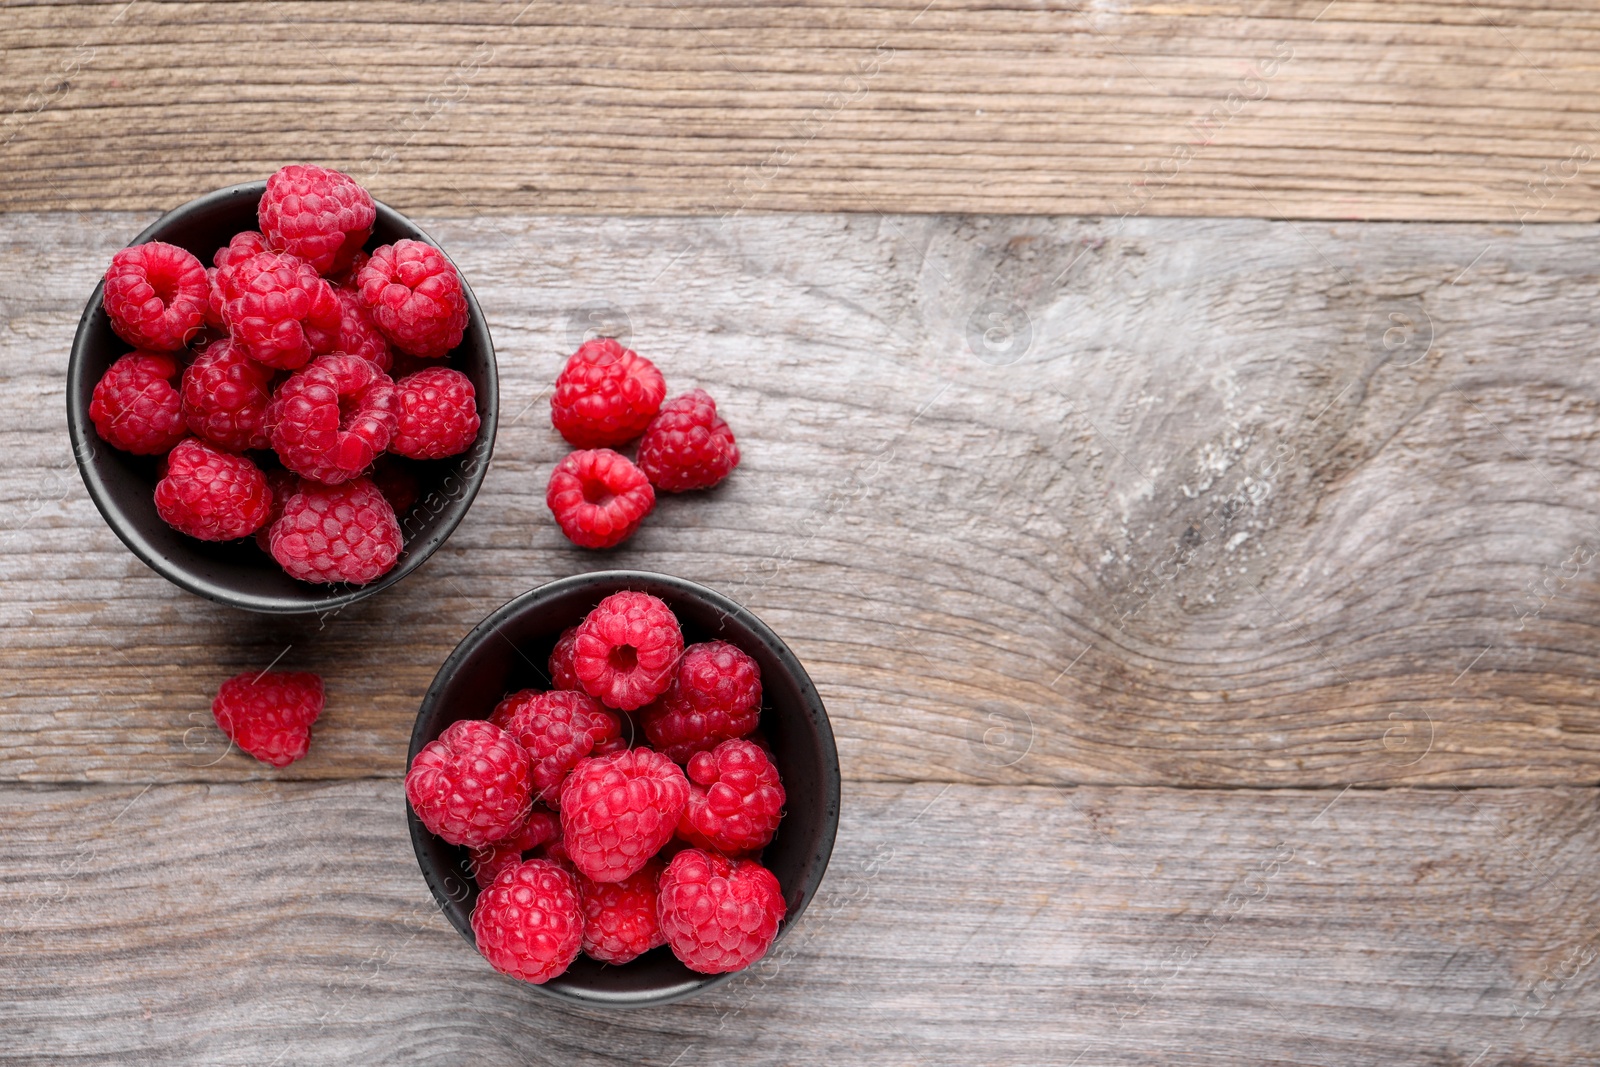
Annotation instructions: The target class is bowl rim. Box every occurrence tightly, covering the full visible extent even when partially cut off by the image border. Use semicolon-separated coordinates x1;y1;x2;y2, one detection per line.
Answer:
65;179;499;615
407;569;843;1008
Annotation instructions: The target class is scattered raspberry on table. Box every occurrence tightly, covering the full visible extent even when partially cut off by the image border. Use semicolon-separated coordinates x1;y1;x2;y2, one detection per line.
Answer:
637;388;740;492
211;670;325;767
545;448;655;550
549;338;666;448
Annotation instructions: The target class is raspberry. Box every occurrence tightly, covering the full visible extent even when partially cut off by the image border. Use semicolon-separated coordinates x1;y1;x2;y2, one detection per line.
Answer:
331;286;392;371
677;739;785;854
326;249;370;290
211;670;325;768
642;640;762;763
154;438;273;541
267;353;399;484
390;367;480;460
220;251;341;370
549;338;666;448
469;806;561;889
254;468;300;552
571;591;683;711
548;626;581;690
559;748;689;883
102;241;208;352
356;239;468;359
369;455;420;515
267;477;402;585
207;230;271;327
180;338;275;452
258;164;376;276
545;448;655;550
579;860;666;964
405;719;533;848
658;849;785;974
637;389;740;492
490;689;623;807
471;859;582;985
88;351;186;455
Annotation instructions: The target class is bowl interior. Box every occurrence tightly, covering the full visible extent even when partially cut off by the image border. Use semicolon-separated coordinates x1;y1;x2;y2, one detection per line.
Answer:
66;181;498;615
408;571;841;1007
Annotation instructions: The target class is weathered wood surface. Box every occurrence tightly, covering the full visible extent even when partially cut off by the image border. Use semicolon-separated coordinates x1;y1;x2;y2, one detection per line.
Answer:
4;2;1600;221
5;211;1600;787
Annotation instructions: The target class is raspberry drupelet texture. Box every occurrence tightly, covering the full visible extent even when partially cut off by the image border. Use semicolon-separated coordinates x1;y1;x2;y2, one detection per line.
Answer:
258;164;376;276
180;338;275;452
579;860;666;964
571;591;684;711
267;353;399;484
211;670;325;767
642;640;763;763
405;719;533;849
677;738;785;854
88;351;187;455
471;859;583;985
154;439;273;541
489;689;623;807
469;806;562;889
548;626;582;691
658;848;786;974
637;389;740;492
391;367;480;460
356;239;469;359
549;338;666;448
331;287;393;371
545;448;655;550
207;230;271;329
102;241;208;352
559;748;689;883
220;251;341;370
267;477;402;585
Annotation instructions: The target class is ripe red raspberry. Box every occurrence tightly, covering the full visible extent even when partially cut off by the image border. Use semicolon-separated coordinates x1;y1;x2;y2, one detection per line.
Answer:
559;748;689;883
180;338;275;452
356;239;468;359
88;351;186;455
102;241;208;352
469;806;561;889
548;626;581;690
267;477;402;584
545;448;655;550
330;287;393;371
207;230;272;328
391;367;480;460
471;858;582;984
154;438;273;541
220;251;341;370
677;739;785;854
489;689;623;807
658;849;786;974
369;455;419;515
211;669;325;768
258;164;376;276
549;338;666;448
637;389;740;492
642;640;762;763
571;591;683;711
406;719;533;848
579;860;666;964
267;353;399;484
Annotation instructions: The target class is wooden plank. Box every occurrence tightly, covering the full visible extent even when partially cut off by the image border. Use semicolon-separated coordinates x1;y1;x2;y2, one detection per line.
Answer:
6;211;1600;787
1;780;1596;1064
2;1;1598;220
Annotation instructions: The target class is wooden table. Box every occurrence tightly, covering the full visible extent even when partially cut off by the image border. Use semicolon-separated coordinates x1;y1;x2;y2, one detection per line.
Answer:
4;3;1600;1064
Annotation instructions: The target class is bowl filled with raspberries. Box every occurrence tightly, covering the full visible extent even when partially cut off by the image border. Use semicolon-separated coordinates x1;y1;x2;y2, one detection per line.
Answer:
406;570;839;1006
66;166;496;613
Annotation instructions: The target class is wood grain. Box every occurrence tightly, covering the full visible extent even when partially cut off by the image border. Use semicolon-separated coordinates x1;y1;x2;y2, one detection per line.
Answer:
7;211;1600;787
2;2;1599;220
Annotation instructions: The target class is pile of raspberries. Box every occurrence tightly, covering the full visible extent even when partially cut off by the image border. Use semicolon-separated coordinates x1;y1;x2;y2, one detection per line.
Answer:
545;338;739;549
89;164;481;586
406;590;788;981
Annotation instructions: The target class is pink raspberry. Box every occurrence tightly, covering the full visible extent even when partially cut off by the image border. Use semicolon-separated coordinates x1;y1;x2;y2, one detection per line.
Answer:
267;353;399;485
220;251;341;370
405;719;533;848
153;438;273;541
637;389;740;492
545;448;655;550
549;338;666;448
207;230;271;328
658;849;785;974
579;860;667;965
258;164;376;276
548;626;581;690
267;477;402;585
468;806;561;889
88;351;186;455
559;748;689;883
356;239;469;359
211;670;325;768
180;338;275;452
571;591;684;711
390;367;480;460
471;858;583;984
331;287;392;371
489;689;623;807
642;640;762;763
102;241;208;352
677;739;785;854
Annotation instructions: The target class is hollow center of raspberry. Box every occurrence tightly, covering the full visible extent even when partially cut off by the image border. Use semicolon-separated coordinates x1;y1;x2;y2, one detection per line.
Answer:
149;269;180;308
580;478;614;507
607;644;639;673
337;391;361;428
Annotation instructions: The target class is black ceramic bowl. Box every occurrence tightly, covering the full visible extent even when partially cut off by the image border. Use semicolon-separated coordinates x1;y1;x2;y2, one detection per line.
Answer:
408;571;841;1007
66;180;498;615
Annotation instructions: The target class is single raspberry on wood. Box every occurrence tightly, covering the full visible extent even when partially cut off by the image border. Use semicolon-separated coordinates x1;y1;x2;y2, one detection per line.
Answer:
677;738;785;854
658;848;786;974
406;719;534;848
267;477;402;585
471;858;583;985
356;239;469;359
642;640;762;763
548;626;581;691
102;241;208;352
88;351;186;455
545;448;655;550
220;251;341;370
154;438;273;541
258;164;376;276
211;670;324;768
469;806;561;889
549;338;666;448
559;748;689;883
490;689;623;807
637;389;740;492
267;353;399;485
571;591;683;711
180;338;275;452
579;860;666;964
331;287;393;371
391;367;480;460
